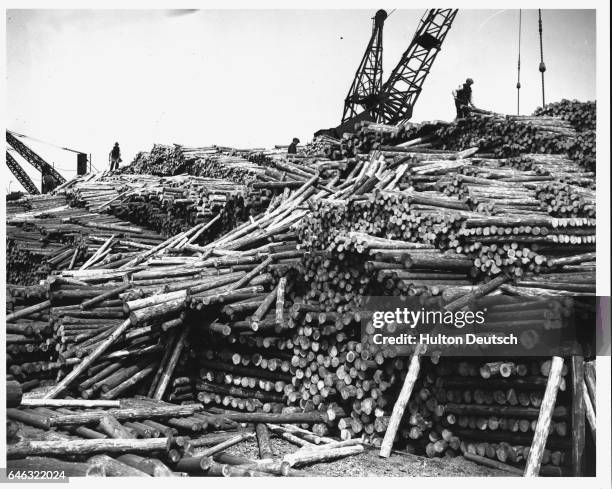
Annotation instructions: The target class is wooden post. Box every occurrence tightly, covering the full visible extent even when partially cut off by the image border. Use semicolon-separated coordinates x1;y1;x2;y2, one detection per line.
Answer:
584;360;596;410
583;380;596;441
6;300;51;322
524;356;564;477
570;355;585;476
379;343;425;458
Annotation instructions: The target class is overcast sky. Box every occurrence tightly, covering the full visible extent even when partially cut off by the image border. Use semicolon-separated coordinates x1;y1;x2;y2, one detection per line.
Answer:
5;9;596;192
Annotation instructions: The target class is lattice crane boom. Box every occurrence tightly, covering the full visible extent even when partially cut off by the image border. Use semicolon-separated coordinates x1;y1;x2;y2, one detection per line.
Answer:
377;9;458;124
321;9;458;137
341;9;387;125
6;151;40;195
6;131;66;186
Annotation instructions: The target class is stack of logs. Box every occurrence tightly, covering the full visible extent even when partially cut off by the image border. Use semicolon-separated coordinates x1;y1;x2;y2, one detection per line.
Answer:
6;195;165;286
5;107;597;477
329;101;595;173
124;145;219;176
401;356;596;476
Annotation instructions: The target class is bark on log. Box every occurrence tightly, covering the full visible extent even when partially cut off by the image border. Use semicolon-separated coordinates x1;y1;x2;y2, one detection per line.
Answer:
524;356;564;477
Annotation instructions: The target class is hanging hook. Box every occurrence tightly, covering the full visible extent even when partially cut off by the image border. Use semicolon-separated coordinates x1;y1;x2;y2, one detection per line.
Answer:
538;9;546;107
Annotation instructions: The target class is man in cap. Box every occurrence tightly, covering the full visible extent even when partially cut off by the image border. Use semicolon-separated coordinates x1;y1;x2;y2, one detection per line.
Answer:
287;137;300;155
109;142;122;171
452;78;475;119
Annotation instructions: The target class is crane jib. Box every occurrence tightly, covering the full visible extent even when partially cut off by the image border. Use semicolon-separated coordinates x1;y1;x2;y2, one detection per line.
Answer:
331;9;458;137
6;131;67;186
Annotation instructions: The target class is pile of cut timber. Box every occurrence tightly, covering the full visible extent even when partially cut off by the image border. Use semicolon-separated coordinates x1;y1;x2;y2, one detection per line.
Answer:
6;105;596;477
331;101;595;172
6;195;165;286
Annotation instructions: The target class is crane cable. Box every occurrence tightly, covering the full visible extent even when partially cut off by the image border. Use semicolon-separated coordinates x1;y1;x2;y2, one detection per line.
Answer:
516;10;522;115
538;9;547;108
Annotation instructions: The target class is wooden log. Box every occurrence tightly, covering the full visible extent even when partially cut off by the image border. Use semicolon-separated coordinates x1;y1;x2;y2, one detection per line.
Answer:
584;360;596;411
173;455;214;473
47;404;203;426
250;285;279;329
215;410;335;424
298;438;363;452
116;454;176;477
237;460;292;476
101;362;158;399
7;380;23;407
81;283;131;310
183;431;250;449
87;454;151;476
462;452;522;475
7;408;51;429
444;403;567;419
190;432;254;458
153;326;190;400
43;319;133;399
98;414;136;439
524;356;564;477
266;424;313;447
282;445;364;467
20;399;120;408
147;330;177;398
129;298;185;325
444;275;509;311
7;438;171;458
583;380;596;441
255;423;273;459
379;344;424;458
124;290;187;313
570;355;585;476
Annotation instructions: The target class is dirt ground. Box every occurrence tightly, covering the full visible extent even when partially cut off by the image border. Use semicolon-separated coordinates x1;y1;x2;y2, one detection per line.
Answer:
225;437;510;477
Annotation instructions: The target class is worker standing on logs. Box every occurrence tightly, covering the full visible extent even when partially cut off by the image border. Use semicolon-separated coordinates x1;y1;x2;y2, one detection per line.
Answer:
41;171;57;194
109;142;122;171
287;137;300;154
453;78;475;119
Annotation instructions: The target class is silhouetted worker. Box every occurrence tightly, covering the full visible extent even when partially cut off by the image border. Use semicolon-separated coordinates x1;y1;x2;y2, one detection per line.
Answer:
287;138;300;154
41;172;56;194
109;142;122;171
452;78;475;119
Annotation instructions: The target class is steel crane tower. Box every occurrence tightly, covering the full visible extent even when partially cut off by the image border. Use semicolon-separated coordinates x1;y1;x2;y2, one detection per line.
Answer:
5;131;67;194
6;151;40;195
321;9;458;136
376;9;458;124
341;9;387;125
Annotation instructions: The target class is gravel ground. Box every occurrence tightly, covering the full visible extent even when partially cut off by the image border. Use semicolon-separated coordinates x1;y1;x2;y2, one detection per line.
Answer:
224;437;510;477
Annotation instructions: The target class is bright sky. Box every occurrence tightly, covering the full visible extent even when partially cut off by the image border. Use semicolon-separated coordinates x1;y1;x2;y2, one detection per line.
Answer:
5;9;596;193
